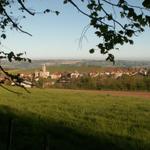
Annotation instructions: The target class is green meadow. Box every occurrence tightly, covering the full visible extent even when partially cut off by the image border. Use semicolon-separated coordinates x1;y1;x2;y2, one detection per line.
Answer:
0;87;150;150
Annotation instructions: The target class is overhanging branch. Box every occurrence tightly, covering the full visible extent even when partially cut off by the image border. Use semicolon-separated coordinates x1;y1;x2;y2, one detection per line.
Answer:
0;4;32;36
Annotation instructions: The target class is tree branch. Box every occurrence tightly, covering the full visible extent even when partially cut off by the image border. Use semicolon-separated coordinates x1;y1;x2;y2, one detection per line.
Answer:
0;65;31;93
101;6;125;30
101;0;118;7
17;0;35;15
0;84;22;95
0;4;32;36
68;0;91;18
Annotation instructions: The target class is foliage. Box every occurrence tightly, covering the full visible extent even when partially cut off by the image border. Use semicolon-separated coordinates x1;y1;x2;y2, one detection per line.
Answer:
64;0;150;63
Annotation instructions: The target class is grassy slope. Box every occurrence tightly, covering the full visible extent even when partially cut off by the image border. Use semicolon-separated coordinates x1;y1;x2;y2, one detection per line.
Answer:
0;87;150;150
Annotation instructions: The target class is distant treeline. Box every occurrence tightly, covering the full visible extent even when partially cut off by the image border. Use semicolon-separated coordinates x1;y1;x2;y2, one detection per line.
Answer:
53;75;150;91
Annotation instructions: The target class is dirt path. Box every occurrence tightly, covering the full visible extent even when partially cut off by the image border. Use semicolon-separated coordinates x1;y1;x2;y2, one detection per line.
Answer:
60;89;150;99
94;90;150;99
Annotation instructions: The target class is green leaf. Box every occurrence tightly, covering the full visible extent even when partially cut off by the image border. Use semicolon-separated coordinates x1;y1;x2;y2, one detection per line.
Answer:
7;51;14;62
106;54;115;64
129;39;134;45
91;12;98;17
28;58;32;63
126;30;134;37
44;9;50;14
119;30;124;34
1;34;6;39
95;31;102;37
63;0;68;4
17;53;24;57
142;0;150;8
87;4;93;10
55;11;60;16
89;49;95;54
108;14;112;20
99;25;108;32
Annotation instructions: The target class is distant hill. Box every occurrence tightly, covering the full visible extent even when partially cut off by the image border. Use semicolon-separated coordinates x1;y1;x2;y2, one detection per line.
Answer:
1;59;150;69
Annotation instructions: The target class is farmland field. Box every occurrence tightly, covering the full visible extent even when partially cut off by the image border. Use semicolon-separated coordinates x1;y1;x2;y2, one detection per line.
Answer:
0;87;150;150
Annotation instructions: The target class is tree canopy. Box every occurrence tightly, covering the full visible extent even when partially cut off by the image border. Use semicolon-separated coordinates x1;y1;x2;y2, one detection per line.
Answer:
0;0;150;87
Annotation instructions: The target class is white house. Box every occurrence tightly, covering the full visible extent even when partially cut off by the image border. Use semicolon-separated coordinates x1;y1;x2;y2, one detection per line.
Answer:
50;72;62;80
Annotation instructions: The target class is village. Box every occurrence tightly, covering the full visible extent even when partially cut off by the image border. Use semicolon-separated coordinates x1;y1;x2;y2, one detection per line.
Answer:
0;64;150;88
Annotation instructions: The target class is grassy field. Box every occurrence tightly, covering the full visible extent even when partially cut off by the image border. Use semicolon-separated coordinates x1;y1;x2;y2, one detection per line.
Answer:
0;87;150;150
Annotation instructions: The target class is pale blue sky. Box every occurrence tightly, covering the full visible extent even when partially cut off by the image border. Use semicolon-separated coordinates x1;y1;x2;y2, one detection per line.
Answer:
1;0;150;60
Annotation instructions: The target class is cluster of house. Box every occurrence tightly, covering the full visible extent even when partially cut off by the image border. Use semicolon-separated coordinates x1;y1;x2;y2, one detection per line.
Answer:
88;68;149;79
0;64;150;88
33;65;150;80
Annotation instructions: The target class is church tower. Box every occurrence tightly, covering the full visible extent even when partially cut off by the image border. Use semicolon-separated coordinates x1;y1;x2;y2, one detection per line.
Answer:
42;64;46;73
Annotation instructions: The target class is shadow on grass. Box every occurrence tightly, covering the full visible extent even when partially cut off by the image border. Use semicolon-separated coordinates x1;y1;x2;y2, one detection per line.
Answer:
0;105;150;150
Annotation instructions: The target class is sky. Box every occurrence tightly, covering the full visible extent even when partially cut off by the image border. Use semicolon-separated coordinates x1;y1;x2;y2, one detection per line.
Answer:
0;0;150;60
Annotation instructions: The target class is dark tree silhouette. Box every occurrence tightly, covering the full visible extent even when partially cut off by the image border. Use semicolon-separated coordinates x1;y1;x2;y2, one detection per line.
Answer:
0;0;150;87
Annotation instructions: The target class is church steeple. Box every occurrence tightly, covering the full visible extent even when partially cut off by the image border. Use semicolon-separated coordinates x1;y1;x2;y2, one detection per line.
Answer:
42;64;46;73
